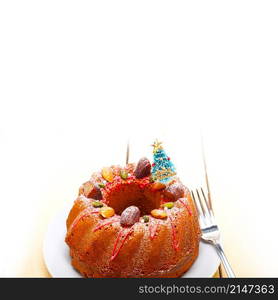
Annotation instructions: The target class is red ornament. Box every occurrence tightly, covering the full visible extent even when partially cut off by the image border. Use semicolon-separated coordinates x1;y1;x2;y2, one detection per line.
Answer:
152;163;156;167
167;157;171;160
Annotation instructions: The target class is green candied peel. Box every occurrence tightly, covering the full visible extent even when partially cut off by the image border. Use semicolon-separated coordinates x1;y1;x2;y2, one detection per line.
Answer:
149;176;155;183
162;202;174;209
92;201;104;208
120;170;128;180
98;182;106;188
142;215;149;223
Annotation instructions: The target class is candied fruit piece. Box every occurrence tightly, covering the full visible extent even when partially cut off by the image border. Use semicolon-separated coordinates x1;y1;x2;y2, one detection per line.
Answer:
151;209;167;219
100;206;115;218
101;167;114;182
151;182;166;191
162;202;174;209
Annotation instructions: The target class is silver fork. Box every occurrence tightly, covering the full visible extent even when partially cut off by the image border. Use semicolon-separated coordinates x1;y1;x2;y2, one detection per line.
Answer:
191;188;236;278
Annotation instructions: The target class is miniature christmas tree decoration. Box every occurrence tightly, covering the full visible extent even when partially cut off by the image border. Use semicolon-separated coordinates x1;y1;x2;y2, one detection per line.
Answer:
151;140;176;183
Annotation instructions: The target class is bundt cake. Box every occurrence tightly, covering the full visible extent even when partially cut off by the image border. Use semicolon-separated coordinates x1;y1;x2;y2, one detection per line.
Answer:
65;142;200;277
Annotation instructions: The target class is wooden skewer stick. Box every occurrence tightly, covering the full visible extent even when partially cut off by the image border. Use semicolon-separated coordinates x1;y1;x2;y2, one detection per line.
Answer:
126;140;130;165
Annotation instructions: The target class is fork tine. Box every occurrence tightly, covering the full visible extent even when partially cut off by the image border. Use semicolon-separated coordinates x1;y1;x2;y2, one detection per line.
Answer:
196;188;211;227
191;190;202;216
200;187;216;223
191;190;206;228
196;189;207;217
201;188;212;213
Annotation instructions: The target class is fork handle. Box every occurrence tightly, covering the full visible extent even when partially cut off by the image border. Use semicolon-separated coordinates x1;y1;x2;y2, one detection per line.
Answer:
214;242;236;278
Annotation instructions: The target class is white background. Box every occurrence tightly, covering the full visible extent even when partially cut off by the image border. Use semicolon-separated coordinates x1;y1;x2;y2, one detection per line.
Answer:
0;1;278;276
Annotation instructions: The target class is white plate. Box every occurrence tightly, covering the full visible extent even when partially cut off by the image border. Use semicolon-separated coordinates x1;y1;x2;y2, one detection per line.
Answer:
43;207;220;278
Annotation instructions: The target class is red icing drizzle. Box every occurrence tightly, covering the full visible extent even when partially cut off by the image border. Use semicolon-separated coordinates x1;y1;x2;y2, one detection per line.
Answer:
168;213;179;251
178;198;192;216
93;216;120;232
70;209;100;231
110;227;134;261
149;222;159;240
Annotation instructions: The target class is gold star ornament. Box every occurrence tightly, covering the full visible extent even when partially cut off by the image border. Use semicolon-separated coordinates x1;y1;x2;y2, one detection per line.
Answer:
151;139;163;153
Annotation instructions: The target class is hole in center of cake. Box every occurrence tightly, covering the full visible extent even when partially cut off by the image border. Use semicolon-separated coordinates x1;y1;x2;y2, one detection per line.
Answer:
105;182;161;215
